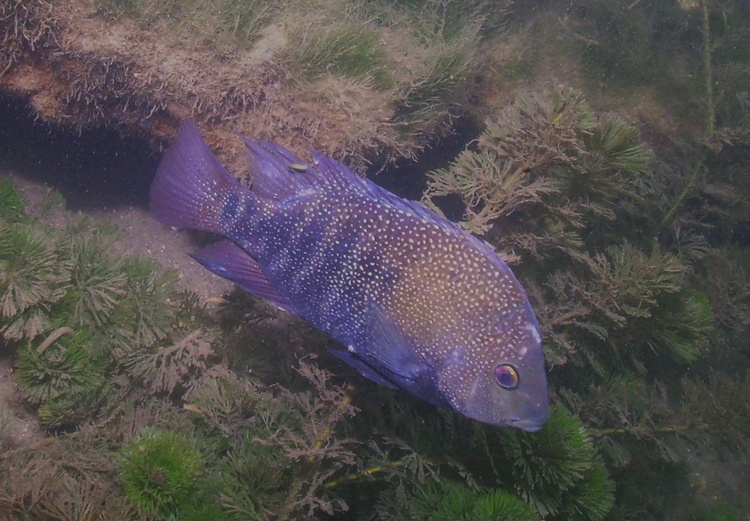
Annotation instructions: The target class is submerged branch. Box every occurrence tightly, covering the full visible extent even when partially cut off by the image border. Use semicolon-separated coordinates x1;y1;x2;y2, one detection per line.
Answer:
659;0;715;229
36;327;75;354
323;460;408;490
592;422;709;437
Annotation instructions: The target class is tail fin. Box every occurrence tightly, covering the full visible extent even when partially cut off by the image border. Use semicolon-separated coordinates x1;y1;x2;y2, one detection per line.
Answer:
150;120;249;234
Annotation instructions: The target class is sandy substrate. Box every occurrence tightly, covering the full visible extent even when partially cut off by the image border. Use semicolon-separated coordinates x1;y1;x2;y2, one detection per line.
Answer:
5;172;233;302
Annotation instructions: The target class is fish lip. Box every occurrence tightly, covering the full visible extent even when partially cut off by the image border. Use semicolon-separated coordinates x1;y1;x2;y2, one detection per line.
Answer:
510;418;546;433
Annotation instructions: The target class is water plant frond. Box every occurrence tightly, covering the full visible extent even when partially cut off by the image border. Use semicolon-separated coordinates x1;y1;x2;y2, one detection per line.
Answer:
0;222;65;330
0;178;28;223
111;258;178;350
60;225;128;328
123;328;218;397
16;329;104;406
119;427;203;519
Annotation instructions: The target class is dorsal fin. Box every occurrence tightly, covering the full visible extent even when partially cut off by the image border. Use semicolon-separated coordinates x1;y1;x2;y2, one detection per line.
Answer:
242;137;459;236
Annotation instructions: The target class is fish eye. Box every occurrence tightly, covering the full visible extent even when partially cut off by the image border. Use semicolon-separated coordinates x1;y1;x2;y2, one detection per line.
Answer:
494;364;519;390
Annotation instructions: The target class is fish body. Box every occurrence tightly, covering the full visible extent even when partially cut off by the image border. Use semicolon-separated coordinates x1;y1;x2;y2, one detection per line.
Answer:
150;121;549;431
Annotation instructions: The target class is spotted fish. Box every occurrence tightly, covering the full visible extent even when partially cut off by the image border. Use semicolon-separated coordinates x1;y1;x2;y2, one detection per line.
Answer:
150;121;549;431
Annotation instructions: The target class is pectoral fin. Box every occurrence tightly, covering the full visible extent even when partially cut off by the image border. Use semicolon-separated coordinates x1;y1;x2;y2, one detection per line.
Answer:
360;303;431;381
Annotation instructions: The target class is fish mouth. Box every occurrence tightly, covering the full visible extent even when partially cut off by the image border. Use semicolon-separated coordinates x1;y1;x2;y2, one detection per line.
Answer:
510;418;545;433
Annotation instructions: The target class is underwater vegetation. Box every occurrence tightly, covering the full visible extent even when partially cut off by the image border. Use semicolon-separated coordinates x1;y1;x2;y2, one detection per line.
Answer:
119;427;203;518
422;82;750;518
0;175;614;520
1;1;750;519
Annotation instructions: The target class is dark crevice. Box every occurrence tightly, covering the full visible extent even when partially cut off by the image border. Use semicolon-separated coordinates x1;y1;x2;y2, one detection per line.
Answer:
0;94;159;211
1;93;480;222
366;117;481;221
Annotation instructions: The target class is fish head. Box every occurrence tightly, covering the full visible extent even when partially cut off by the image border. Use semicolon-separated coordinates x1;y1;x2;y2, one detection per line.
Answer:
437;318;549;432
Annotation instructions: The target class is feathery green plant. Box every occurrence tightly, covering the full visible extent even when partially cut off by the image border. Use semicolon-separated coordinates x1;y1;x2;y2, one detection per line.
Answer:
218;432;290;519
423;88;651;243
59;221;128;329
492;406;614;519
16;329;104;406
119;427;203;519
0;222;65;342
0;178;28;223
403;481;540;521
111;258;178;351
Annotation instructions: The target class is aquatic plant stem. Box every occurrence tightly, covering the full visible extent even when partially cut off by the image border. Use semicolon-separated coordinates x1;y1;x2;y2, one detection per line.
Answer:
277;394;352;521
701;0;715;138
659;0;715;230
592;422;708;437
322;460;408;489
36;327;75;354
658;153;706;229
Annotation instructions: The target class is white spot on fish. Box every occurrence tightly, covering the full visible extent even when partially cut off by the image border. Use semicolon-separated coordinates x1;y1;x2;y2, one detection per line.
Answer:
525;323;541;344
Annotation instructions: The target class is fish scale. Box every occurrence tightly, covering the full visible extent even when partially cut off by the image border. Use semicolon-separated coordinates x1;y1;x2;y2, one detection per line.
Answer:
150;120;549;431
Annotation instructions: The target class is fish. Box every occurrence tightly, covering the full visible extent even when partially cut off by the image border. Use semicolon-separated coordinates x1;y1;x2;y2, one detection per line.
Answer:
150;120;549;432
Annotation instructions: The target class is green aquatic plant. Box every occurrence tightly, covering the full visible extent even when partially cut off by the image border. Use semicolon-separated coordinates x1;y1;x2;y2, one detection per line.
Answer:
640;290;713;365
288;24;392;88
394;28;478;132
218;432;290;520
0;178;28;223
123;328;218;397
89;0;276;48
183;367;264;437
203;0;276;47
37;394;87;428
111;257;178;351
402;480;540;521
697;248;750;338
119;427;203;519
0;221;65;342
540;240;692;374
423;87;650;245
491;406;614;520
59;221;128;328
359;402;614;519
16;328;103;406
679;370;750;458
211;360;358;520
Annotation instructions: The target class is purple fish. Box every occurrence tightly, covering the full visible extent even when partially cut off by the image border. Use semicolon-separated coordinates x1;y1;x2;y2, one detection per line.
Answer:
150;121;549;431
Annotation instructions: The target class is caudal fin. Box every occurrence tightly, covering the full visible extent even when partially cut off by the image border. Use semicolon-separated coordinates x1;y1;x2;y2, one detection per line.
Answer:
150;120;249;234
